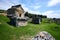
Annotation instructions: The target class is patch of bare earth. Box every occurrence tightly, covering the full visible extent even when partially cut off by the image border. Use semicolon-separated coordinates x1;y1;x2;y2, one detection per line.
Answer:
9;35;33;40
0;13;7;16
0;22;2;24
9;35;18;40
20;35;33;40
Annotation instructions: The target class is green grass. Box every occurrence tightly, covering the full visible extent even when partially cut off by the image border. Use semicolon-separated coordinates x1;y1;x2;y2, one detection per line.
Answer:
0;15;60;40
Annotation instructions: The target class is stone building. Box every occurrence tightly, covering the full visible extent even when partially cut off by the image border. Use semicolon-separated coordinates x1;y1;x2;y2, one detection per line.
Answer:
48;18;60;25
7;5;28;27
52;18;60;25
32;15;42;24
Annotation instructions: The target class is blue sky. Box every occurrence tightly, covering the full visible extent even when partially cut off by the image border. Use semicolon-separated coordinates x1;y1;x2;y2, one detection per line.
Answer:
0;0;60;18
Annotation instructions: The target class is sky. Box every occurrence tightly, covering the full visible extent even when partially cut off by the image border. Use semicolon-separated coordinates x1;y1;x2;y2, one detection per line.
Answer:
0;0;60;18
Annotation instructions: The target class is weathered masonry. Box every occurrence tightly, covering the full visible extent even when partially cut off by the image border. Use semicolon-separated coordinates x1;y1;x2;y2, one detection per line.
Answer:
7;5;28;27
32;15;42;24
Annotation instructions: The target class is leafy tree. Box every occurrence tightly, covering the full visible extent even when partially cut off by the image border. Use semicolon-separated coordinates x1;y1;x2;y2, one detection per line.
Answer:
25;12;47;18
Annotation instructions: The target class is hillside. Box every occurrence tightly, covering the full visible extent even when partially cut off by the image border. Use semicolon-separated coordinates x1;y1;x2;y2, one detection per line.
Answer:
0;15;60;40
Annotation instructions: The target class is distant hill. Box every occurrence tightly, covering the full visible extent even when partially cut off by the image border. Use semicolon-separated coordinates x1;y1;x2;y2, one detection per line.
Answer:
0;9;6;13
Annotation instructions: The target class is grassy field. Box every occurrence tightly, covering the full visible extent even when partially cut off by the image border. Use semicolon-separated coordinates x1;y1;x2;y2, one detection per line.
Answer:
0;15;60;40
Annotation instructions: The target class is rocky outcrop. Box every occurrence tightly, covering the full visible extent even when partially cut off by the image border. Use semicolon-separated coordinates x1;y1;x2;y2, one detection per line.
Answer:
32;31;55;40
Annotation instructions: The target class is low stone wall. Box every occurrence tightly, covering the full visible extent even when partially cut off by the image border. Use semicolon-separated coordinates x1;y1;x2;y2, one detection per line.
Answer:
16;21;28;27
0;13;7;16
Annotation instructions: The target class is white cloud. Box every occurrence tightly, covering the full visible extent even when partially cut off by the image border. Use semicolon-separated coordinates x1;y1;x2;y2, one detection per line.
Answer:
30;5;41;10
0;0;20;10
0;0;60;18
22;4;29;11
42;10;60;18
22;4;41;15
9;0;20;5
47;0;60;6
0;0;41;14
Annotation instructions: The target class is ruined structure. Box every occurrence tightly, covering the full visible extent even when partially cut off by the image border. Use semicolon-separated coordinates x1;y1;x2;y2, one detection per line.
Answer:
7;5;28;27
32;15;42;24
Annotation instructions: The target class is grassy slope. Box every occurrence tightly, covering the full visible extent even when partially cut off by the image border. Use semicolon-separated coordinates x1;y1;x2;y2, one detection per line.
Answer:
0;15;60;40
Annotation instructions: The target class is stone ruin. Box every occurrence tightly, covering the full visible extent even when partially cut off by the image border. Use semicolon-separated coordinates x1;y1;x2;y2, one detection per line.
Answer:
32;15;42;24
48;18;60;25
7;4;28;27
